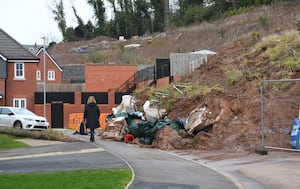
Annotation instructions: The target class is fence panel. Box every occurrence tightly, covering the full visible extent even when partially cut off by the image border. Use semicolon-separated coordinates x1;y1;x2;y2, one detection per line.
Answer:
137;65;155;82
260;79;300;151
170;53;205;76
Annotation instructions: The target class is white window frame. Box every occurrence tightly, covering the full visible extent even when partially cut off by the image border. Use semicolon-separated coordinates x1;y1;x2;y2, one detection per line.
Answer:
13;98;26;109
48;70;55;80
36;70;41;81
14;62;25;79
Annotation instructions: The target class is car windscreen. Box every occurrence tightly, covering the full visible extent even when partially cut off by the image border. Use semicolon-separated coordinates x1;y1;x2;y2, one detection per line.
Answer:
12;108;36;116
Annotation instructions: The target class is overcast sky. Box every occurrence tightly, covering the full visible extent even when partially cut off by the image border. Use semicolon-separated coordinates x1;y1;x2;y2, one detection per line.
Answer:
0;0;100;45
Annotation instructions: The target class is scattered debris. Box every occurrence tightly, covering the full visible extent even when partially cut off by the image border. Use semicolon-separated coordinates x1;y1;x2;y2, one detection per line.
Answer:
185;105;219;135
124;44;141;48
173;84;188;94
175;33;183;41
154;92;169;98
102;116;128;141
101;95;220;147
143;100;167;122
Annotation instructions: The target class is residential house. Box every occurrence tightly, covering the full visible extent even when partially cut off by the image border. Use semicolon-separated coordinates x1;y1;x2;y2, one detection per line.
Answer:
0;28;62;115
35;48;62;86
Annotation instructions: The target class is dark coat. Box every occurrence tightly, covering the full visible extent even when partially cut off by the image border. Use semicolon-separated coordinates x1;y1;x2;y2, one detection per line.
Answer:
83;103;100;129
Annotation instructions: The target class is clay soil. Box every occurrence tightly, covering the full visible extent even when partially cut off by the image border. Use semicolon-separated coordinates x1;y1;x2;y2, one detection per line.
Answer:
151;42;300;157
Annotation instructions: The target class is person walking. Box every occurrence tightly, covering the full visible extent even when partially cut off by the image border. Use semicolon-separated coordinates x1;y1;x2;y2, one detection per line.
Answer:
84;96;100;142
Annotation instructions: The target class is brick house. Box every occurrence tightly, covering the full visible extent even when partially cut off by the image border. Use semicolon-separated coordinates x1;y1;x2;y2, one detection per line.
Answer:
0;28;62;115
35;48;63;86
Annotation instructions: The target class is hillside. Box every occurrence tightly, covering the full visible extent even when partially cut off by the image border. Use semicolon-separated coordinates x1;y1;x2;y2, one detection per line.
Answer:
49;1;300;154
49;1;299;65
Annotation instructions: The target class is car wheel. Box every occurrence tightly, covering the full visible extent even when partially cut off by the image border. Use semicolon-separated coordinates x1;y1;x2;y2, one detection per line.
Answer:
14;121;23;129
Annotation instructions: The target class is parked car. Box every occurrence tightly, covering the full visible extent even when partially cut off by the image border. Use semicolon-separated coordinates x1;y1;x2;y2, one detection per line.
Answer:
0;106;49;130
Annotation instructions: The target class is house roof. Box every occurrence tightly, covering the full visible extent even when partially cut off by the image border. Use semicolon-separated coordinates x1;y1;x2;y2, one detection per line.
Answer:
24;44;45;55
61;65;85;83
36;48;63;72
0;28;39;62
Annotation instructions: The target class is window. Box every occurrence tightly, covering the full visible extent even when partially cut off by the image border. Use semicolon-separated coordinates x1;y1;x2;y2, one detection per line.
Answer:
48;71;55;80
14;63;24;79
13;98;26;109
0;108;12;115
36;70;41;80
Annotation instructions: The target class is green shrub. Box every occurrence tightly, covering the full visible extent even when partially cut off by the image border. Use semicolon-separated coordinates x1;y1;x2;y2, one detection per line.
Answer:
282;57;300;72
224;69;243;85
225;6;248;17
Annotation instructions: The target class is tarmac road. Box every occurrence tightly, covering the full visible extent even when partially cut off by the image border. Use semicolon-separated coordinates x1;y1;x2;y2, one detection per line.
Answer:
0;141;128;174
0;130;240;189
2;129;300;189
97;139;240;189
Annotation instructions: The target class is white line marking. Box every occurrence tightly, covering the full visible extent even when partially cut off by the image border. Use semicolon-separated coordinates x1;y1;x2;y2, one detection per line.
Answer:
0;148;105;161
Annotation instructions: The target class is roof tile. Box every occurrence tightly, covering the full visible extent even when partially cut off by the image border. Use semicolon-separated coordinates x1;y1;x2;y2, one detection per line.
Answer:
0;28;39;61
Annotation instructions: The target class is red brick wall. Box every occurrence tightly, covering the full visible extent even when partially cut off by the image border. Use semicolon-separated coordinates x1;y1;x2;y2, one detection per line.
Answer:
34;91;117;129
0;79;5;106
32;64;178;129
156;77;170;87
6;62;38;111
34;64;138;129
173;75;182;83
85;64;137;91
36;50;62;84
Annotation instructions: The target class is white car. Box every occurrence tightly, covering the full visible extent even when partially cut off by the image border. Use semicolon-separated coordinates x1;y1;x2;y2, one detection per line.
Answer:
0;106;49;130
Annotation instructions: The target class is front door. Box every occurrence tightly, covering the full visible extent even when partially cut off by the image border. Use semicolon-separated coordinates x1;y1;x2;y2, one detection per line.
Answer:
51;101;63;128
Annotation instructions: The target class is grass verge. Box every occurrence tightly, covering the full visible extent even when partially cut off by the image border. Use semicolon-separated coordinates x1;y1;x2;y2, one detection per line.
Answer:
0;134;29;149
0;169;132;189
0;127;77;142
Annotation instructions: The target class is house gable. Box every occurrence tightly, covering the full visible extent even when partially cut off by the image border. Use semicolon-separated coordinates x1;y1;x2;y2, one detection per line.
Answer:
35;48;63;72
0;28;39;62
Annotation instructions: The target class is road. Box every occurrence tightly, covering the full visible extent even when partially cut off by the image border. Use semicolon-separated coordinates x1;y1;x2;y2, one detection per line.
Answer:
2;129;300;189
0;132;240;189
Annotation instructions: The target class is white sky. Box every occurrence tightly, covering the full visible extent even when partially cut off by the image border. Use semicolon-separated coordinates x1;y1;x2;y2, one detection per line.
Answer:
0;0;107;45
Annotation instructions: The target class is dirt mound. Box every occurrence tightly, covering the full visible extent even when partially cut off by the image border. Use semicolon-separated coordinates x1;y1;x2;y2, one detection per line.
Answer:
143;43;252;151
151;37;300;153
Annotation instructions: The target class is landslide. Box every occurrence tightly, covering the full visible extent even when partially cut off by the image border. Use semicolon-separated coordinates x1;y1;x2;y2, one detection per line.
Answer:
148;35;300;153
49;1;300;153
135;1;300;153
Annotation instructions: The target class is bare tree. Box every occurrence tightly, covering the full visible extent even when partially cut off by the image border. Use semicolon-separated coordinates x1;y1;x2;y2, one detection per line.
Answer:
164;0;170;30
107;0;117;14
87;0;106;33
51;0;67;38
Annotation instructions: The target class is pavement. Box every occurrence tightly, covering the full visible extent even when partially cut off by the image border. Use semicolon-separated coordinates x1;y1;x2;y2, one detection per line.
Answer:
1;129;300;189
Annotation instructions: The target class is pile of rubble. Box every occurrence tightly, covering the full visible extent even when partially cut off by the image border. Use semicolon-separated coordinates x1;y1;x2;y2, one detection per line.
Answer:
100;95;221;147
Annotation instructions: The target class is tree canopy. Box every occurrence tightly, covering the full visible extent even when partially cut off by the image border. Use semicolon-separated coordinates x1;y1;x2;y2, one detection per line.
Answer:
51;0;274;42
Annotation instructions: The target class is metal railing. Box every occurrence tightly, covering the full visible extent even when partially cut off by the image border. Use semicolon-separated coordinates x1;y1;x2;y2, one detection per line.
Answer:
116;73;137;92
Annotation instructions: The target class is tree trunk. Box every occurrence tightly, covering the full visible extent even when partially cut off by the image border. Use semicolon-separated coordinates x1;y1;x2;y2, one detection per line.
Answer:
164;0;170;31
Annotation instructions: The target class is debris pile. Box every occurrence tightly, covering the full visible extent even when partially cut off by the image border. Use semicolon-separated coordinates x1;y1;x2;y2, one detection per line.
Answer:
101;95;221;148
